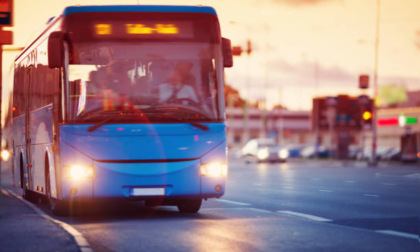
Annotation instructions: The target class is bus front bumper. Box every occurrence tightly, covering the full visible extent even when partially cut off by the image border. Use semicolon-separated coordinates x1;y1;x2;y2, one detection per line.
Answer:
61;159;226;200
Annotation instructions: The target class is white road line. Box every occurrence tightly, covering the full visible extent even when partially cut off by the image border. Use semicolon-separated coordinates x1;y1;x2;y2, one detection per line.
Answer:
382;183;397;186
1;188;11;197
283;186;294;189
6;190;93;252
277;210;332;222
311;178;321;180
246;208;273;214
253;183;263;186
344;180;356;183
318;190;332;193
363;194;380;197
375;230;419;240
214;199;251;206
403;173;420;179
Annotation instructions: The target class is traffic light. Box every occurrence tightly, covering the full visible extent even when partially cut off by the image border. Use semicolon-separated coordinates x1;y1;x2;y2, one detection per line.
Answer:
359;75;369;89
362;111;372;121
232;46;243;56
361;106;373;127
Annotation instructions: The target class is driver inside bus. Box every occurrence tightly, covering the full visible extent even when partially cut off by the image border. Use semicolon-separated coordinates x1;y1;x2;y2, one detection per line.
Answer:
158;61;199;105
87;66;133;111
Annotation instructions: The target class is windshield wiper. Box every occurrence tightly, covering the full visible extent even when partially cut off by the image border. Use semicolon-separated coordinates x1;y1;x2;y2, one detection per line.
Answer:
87;115;115;132
159;113;209;131
142;105;210;119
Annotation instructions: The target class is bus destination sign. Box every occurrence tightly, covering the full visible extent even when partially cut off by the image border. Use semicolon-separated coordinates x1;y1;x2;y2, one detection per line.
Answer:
94;22;193;39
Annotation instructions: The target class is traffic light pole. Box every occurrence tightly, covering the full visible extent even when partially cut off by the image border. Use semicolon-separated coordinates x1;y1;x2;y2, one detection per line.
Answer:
370;0;381;166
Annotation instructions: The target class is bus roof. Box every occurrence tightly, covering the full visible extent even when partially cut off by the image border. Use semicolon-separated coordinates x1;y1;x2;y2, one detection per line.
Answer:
63;5;217;16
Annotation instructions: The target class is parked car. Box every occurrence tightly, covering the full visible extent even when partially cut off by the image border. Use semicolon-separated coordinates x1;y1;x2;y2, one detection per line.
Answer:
241;138;289;163
284;144;307;158
356;146;394;161
300;145;330;158
380;147;401;161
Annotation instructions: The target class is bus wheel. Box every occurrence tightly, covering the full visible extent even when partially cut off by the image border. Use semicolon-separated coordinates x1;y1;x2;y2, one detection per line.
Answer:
45;162;69;216
177;199;202;213
23;188;39;204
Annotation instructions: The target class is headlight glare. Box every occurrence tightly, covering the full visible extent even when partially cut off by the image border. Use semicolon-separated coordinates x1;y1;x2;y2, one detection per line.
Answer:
200;162;228;177
279;149;289;159
65;165;94;180
257;148;269;160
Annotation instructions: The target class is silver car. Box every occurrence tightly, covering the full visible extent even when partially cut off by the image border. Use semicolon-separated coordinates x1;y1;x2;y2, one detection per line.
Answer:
241;138;289;163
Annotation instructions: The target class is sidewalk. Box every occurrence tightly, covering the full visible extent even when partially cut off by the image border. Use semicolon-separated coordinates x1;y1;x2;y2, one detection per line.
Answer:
0;187;80;252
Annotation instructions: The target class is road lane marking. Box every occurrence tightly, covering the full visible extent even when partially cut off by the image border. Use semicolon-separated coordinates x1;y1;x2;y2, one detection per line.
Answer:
375;230;419;240
246;208;273;214
6;189;93;252
277;210;332;222
253;183;263;186
1;188;11;197
318;190;332;193
283;186;294;189
311;178;321;180
214;199;251;206
382;183;397;186
403;173;420;179
363;194;380;197
344;180;356;183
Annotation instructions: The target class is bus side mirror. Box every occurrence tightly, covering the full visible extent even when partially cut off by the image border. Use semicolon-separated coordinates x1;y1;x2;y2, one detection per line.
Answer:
222;38;233;68
48;31;65;68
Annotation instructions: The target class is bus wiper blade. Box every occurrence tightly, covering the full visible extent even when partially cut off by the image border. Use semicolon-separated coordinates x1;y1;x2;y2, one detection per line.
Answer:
162;113;209;131
87;116;114;132
142;105;210;119
188;121;209;131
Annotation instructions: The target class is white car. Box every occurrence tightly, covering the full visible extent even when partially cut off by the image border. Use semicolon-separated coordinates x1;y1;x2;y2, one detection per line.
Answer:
241;138;289;163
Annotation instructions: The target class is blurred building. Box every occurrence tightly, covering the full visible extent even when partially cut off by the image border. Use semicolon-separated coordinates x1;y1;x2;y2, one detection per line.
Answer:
226;107;313;148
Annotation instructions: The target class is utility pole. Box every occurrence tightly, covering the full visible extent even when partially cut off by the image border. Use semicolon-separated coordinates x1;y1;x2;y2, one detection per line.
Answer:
371;0;381;166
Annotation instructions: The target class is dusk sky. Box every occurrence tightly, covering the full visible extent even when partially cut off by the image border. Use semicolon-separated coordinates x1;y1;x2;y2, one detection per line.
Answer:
2;0;420;110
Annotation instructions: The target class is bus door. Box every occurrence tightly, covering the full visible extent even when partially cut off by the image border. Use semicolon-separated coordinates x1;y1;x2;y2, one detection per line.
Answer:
24;66;33;188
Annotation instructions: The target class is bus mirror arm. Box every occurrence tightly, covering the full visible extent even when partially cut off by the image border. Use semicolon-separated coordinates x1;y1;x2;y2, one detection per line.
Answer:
48;31;66;69
222;38;233;68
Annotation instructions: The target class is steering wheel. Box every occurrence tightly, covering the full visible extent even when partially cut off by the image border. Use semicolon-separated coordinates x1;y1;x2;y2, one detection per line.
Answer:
171;98;199;107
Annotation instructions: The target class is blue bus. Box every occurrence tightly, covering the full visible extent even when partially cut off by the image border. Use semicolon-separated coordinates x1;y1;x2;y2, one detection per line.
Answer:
12;5;233;215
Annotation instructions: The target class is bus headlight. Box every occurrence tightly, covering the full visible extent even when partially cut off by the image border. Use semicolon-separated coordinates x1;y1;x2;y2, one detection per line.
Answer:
1;149;10;161
200;163;228;177
278;149;289;159
65;165;94;180
257;148;269;160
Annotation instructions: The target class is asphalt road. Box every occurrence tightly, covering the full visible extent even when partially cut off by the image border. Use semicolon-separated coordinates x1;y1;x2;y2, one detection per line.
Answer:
2;158;420;252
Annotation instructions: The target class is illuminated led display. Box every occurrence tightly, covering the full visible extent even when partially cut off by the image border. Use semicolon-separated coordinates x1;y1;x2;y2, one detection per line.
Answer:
377;118;398;126
125;24;179;34
93;22;193;39
378;116;418;127
95;24;112;35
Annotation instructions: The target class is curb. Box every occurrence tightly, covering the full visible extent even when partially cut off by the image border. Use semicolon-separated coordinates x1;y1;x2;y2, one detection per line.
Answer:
1;189;93;252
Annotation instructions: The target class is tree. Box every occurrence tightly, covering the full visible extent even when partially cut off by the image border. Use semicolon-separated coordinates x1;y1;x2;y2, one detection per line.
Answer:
224;84;245;108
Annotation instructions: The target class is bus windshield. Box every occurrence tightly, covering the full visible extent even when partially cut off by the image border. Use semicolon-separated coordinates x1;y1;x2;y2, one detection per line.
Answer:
67;41;222;123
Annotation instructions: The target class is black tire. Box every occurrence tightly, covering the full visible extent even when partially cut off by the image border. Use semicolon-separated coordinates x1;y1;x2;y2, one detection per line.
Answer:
45;158;70;216
21;156;39;204
177;199;202;213
23;188;39;204
50;198;70;216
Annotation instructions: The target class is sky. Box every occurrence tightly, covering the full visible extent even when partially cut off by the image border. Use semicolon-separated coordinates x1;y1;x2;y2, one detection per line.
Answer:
2;0;420;111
